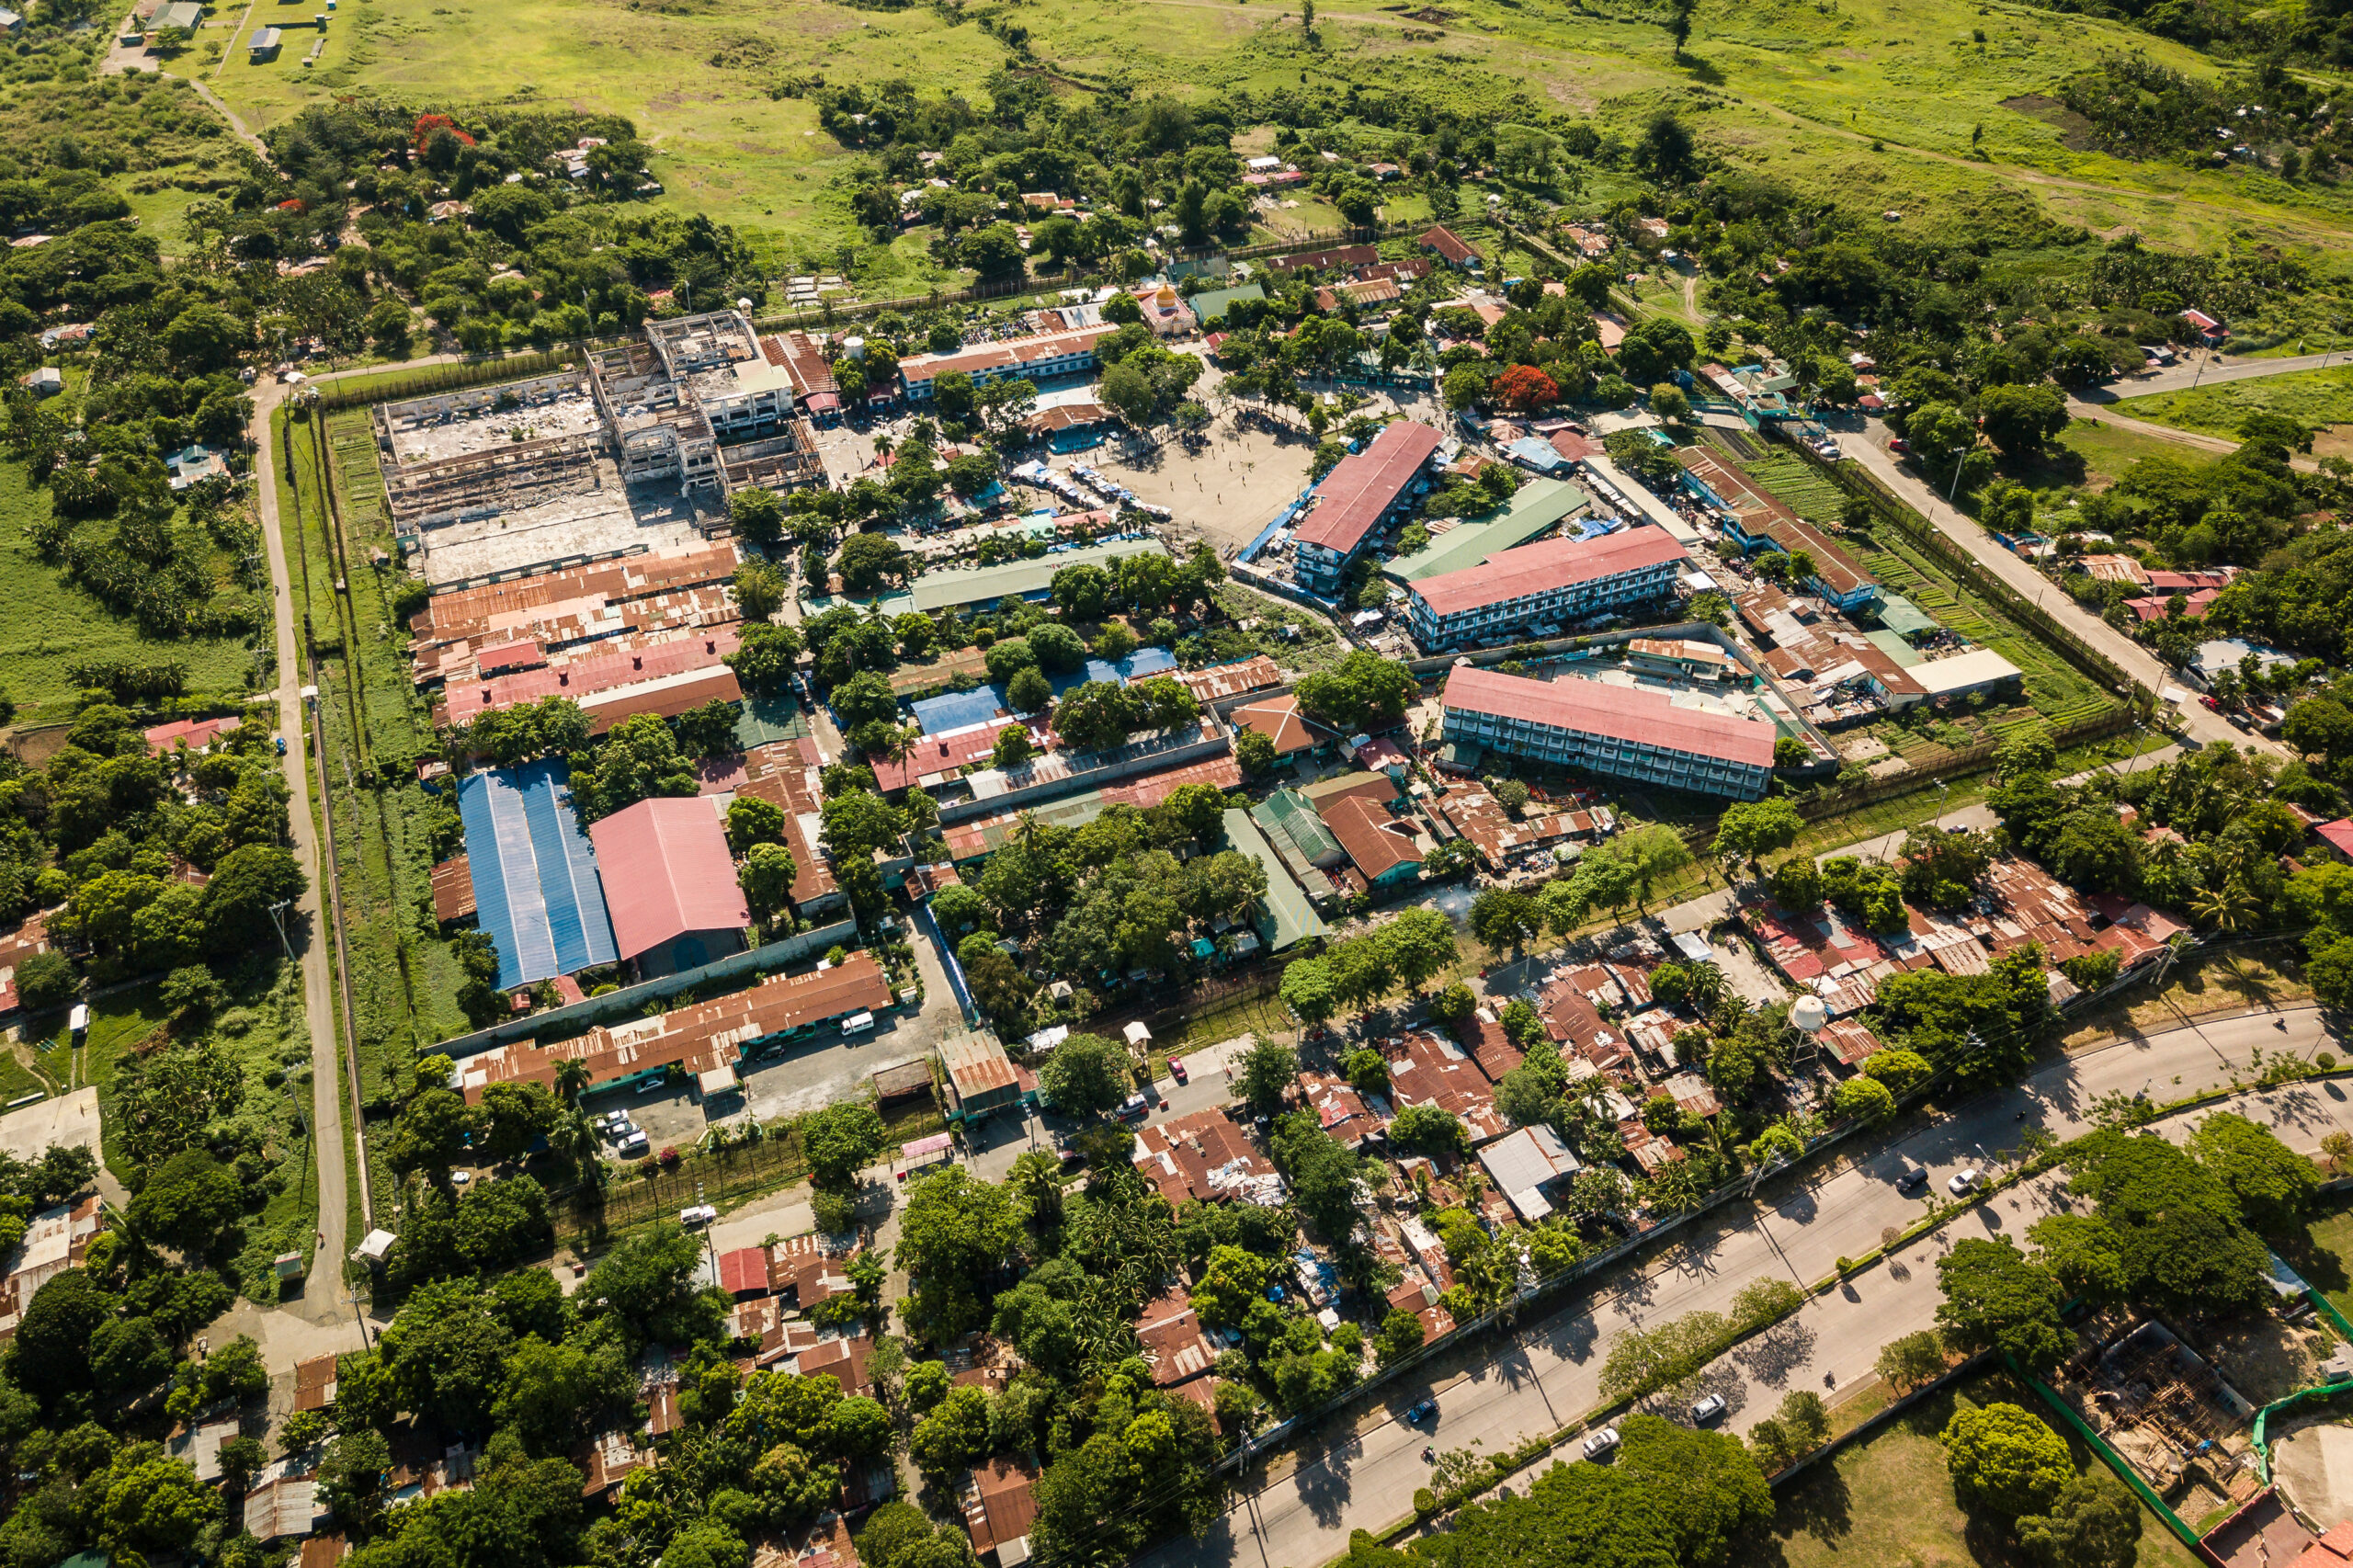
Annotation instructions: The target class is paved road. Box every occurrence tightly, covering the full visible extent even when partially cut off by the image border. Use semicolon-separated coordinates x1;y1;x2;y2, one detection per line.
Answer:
247;381;355;1320
1164;1006;2335;1568
1688;1060;2353;1448
1841;430;2277;757
1842;343;2353;758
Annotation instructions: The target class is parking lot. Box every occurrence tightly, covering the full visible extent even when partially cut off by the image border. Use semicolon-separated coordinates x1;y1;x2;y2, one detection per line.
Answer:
579;1013;936;1161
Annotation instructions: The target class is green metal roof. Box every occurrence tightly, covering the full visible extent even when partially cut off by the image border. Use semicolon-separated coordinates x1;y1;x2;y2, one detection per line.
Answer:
1252;790;1342;864
802;537;1171;619
1221;807;1327;952
1872;593;1940;640
1188;281;1267;326
1383;477;1590;583
1864;630;1927;667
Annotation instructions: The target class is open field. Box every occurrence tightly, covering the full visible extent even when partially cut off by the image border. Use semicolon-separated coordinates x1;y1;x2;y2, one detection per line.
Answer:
1855;521;2113;730
197;0;2353;287
1766;1369;2202;1568
0;462;262;730
2115;368;2353;448
2056;947;2313;1051
2284;1193;2353;1329
2049;418;2213;492
24;960;321;1301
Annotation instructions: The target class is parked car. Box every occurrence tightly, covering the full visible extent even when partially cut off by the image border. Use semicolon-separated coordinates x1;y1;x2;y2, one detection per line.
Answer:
636;1075;672;1096
681;1204;718;1227
839;1010;877;1036
617;1131;650;1158
1690;1394;1727;1425
449;1170;472;1186
1169;1058;1189;1085
1582;1426;1621;1459
1896;1161;1928;1190
1404;1399;1438;1426
1948;1168;1982;1196
1888;436;1911;455
1118;1094;1151;1121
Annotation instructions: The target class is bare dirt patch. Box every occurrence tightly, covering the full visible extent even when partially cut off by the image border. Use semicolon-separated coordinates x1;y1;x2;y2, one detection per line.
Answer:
2204;1318;2335;1406
2000;92;2098;152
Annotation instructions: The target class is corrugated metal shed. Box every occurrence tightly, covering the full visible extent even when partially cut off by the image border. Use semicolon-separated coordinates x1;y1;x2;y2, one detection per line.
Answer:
938;1027;1019;1116
456;760;617;989
585;796;748;963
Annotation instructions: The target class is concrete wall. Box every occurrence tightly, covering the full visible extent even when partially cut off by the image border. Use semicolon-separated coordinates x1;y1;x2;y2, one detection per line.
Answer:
426;918;860;1060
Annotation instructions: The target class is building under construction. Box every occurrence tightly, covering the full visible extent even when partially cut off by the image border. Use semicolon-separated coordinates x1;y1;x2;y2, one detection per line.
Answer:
372;311;825;587
2060;1316;2264;1517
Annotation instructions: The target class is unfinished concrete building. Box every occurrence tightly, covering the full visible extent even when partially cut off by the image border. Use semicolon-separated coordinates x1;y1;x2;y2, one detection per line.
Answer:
587;310;818;494
374;371;607;536
372;311;824;589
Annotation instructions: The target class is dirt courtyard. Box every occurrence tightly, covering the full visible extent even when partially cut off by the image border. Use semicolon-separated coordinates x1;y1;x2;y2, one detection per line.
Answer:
2274;1420;2353;1532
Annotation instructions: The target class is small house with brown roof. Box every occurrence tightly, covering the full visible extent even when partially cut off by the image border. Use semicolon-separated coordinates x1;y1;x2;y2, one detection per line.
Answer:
1231;691;1327;758
1420;225;1483;268
963;1457;1041;1565
1133;1108;1287;1207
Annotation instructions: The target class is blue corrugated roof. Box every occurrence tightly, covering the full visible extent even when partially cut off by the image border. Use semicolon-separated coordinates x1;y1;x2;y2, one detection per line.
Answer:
457;760;617;989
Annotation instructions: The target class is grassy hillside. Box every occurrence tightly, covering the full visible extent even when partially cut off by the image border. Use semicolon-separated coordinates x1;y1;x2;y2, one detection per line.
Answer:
203;0;2353;278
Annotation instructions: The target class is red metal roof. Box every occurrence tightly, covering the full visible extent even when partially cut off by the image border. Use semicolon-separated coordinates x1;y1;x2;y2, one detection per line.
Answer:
144;715;242;753
585;796;749;961
1441;665;1778;767
436;627;742;728
1293;421;1447;554
1233;691;1321;756
1421;224;1481;265
870;720;1028;793
1410;527;1688;617
718;1246;769;1298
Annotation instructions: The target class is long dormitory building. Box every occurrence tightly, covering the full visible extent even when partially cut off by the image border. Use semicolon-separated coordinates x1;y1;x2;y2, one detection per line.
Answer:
1290;420;1447;595
1403;527;1688;649
1438;665;1776;800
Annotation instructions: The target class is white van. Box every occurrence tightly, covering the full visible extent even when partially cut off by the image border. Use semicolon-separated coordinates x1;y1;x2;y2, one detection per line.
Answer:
680;1204;718;1228
838;1011;876;1036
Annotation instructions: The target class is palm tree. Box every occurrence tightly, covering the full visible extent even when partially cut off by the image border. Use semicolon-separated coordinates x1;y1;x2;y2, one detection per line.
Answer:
553;1059;591;1106
2189;879;2260;935
879;723;923;772
872;433;894;469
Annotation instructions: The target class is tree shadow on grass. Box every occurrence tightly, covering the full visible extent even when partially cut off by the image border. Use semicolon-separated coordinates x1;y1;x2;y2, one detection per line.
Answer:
1768;1461;1853;1551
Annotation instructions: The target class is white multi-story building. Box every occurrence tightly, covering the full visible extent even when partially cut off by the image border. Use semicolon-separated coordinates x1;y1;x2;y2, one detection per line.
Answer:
1404;527;1687;648
1291;420;1446;595
1438;665;1776;801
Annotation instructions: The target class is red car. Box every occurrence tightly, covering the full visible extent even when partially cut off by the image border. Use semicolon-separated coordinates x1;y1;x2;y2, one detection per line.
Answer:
1887;437;1912;455
1169;1058;1189;1085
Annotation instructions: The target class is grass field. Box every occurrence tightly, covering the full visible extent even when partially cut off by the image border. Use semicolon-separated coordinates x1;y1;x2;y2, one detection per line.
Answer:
2283;1191;2353;1329
2114;368;2353;446
1767;1369;2202;1568
0;462;261;729
24;960;321;1301
2048;418;2213;492
2056;947;2312;1051
194;0;2353;287
1854;521;2113;731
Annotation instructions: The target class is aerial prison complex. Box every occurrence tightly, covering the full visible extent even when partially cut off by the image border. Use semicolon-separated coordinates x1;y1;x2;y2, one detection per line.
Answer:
369;310;830;587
